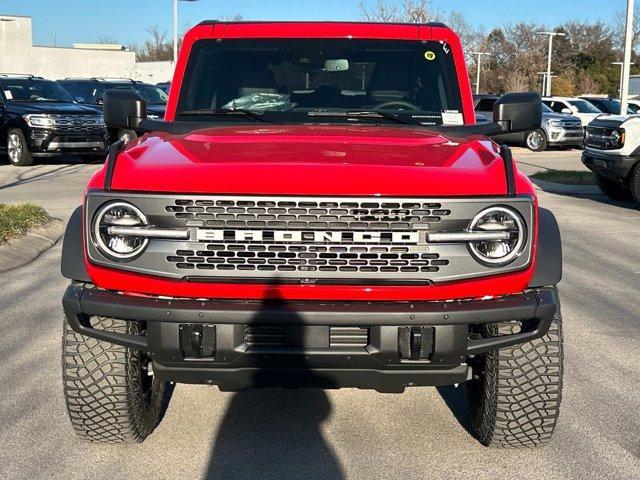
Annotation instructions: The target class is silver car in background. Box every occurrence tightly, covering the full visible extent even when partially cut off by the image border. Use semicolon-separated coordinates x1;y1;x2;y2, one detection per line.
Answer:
475;95;584;151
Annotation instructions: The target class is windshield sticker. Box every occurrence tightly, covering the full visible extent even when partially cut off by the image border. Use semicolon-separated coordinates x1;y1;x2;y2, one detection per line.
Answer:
424;51;436;61
441;111;464;125
4;90;13;100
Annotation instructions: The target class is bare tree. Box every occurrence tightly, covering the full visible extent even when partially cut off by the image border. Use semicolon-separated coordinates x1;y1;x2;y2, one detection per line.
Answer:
446;11;484;55
97;36;120;45
222;14;245;22
359;0;402;22
403;0;438;23
360;0;443;23
613;7;640;51
359;1;482;52
357;2;624;94
576;72;600;95
503;69;529;92
133;26;173;62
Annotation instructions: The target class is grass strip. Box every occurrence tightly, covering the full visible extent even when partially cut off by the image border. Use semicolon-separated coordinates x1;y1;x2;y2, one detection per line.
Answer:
0;203;51;244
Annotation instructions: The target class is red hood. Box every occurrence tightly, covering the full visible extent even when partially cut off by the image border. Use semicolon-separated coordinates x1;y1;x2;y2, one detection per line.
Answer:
102;125;525;196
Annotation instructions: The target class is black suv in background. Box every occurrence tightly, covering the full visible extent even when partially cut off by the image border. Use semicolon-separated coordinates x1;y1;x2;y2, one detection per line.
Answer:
578;96;633;115
156;81;171;93
0;75;108;166
58;78;168;143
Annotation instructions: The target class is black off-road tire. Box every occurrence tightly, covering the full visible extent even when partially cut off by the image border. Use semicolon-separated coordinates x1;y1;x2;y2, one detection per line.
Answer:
628;163;640;204
62;317;168;443
467;294;563;448
596;174;632;201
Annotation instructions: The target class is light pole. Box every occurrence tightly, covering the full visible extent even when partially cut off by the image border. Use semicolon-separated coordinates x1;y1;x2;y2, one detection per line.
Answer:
470;52;491;95
621;0;636;115
613;61;635;99
538;31;566;97
173;0;199;64
537;72;548;96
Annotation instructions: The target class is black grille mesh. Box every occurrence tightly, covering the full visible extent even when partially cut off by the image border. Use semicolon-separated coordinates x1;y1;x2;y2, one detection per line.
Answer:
166;199;451;230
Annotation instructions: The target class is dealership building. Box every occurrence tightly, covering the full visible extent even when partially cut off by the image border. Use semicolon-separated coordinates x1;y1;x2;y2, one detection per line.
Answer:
0;14;172;82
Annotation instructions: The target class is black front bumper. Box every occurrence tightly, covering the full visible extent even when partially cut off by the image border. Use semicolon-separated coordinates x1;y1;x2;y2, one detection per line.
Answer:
28;127;109;157
63;284;559;392
582;150;638;180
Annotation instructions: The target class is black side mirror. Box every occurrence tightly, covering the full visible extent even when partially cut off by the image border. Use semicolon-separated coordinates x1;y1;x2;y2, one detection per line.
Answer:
493;92;542;134
103;89;147;131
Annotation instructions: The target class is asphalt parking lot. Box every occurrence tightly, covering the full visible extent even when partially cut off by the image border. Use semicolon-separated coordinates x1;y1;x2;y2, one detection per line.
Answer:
1;149;639;480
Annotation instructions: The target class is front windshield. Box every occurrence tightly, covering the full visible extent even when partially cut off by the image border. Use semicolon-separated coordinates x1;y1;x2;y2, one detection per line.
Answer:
133;85;168;105
597;99;621;113
178;39;463;125
568;99;601;114
0;78;76;103
88;84;168;105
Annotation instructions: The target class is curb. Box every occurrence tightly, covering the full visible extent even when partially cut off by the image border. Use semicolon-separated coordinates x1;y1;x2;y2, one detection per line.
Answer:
529;177;601;196
0;219;64;273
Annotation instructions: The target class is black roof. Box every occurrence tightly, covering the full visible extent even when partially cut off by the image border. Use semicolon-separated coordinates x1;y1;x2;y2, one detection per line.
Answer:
61;77;137;83
196;20;448;28
0;74;45;79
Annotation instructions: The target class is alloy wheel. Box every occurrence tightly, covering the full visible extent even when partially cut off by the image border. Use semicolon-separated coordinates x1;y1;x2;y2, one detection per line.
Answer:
526;130;544;151
7;132;23;164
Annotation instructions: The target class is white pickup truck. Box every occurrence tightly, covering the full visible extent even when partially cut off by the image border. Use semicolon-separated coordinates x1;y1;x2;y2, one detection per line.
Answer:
582;115;640;202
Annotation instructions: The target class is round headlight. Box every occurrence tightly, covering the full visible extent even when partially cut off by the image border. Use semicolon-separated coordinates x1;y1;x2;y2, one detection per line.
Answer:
611;130;620;141
468;206;526;266
93;202;148;259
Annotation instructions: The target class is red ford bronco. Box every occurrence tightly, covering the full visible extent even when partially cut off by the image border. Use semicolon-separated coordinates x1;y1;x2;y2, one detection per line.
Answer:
61;21;563;447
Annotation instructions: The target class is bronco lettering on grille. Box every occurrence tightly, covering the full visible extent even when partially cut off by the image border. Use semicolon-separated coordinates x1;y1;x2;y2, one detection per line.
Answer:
195;229;420;244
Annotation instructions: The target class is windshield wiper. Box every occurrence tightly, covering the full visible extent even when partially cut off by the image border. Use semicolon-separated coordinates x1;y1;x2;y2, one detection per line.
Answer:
12;99;69;103
180;108;275;123
307;110;424;126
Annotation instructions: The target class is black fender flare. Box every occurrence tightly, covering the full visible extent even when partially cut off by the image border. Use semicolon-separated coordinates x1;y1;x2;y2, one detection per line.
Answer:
61;206;90;282
528;208;563;288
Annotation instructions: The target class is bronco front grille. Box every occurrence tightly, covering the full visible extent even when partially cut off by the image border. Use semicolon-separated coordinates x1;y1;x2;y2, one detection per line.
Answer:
85;193;535;284
162;197;451;280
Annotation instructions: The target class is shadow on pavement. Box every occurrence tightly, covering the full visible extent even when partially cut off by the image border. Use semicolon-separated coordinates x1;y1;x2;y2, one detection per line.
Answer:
539;188;639;211
0;155;101;191
205;283;344;480
436;384;477;439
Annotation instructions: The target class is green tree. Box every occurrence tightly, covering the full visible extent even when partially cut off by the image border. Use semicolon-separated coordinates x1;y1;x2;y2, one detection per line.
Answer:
551;75;575;96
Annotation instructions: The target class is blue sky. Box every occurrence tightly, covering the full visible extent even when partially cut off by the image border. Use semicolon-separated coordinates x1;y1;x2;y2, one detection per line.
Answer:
1;0;628;48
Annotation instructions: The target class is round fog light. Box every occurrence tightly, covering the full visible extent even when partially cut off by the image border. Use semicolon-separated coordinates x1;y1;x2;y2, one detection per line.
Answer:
468;206;526;266
93;202;148;259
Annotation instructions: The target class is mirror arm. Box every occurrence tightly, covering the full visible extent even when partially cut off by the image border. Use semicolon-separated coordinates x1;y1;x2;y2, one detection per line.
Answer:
136;118;161;134
104;140;125;192
499;144;517;197
494;120;510;133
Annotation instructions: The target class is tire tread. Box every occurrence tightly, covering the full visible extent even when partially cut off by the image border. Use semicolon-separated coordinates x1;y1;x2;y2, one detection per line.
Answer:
470;297;563;448
62;317;163;444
